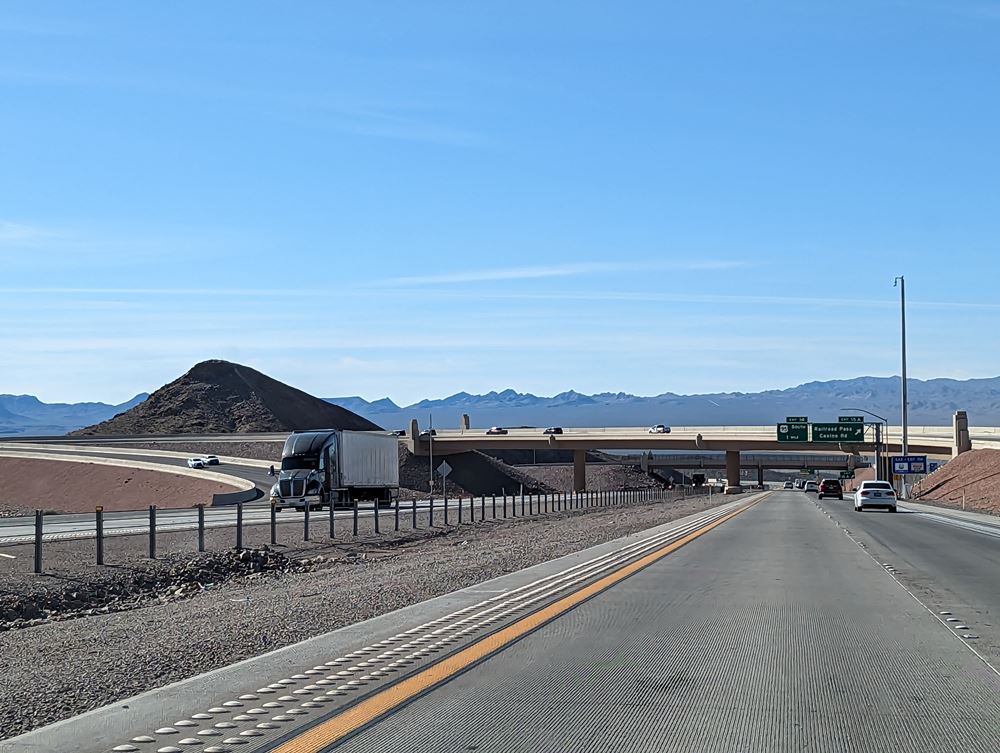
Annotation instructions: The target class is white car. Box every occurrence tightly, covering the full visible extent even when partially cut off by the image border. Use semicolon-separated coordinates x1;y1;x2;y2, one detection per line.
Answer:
648;424;671;434
854;480;897;513
783;481;794;489
187;457;206;469
202;455;220;466
804;480;818;493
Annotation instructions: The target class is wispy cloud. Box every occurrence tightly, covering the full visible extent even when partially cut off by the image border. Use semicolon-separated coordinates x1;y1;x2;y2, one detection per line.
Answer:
381;260;747;286
0;221;53;246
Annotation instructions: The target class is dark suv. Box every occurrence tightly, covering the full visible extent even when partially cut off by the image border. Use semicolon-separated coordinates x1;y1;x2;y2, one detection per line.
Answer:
818;479;843;500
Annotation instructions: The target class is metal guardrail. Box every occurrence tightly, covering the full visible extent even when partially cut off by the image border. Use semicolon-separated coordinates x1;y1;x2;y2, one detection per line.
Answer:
17;487;714;574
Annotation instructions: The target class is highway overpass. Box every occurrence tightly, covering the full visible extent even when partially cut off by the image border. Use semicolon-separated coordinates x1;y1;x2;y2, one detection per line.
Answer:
404;422;957;492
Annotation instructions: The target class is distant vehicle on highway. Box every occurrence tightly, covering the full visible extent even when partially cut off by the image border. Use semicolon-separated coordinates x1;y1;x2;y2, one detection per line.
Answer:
187;457;206;469
854;480;897;513
202;455;220;466
783;481;794;489
793;479;805;489
486;427;508;435
419;429;436;438
648;424;671;434
817;479;843;500
543;427;563;435
804;480;819;493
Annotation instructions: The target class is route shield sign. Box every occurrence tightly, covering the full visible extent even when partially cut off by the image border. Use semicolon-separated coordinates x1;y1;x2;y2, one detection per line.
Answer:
891;455;927;474
811;423;865;442
838;416;864;424
777;423;808;442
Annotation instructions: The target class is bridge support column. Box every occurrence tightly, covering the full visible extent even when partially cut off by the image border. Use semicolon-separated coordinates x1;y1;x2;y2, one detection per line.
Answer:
725;450;742;494
953;411;971;457
573;450;586;492
460;413;470;432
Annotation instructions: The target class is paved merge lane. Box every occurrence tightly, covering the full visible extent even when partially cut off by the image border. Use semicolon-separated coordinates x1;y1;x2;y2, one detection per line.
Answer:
328;491;1000;752
815;493;1000;664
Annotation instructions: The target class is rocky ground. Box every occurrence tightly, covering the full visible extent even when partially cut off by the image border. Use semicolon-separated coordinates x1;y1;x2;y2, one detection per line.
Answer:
0;490;722;739
517;462;665;491
912;449;1000;515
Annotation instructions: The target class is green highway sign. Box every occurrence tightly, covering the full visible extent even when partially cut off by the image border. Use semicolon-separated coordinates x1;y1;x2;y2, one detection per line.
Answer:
838;416;864;424
777;423;808;442
799;468;813;475
839;470;856;479
812;423;865;442
786;416;808;423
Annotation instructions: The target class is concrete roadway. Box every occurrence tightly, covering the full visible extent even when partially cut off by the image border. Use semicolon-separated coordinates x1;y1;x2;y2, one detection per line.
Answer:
323;491;1000;752
9;490;1000;752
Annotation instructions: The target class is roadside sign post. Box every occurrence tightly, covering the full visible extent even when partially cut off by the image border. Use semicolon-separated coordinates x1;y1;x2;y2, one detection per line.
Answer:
891;455;928;475
437;461;452;525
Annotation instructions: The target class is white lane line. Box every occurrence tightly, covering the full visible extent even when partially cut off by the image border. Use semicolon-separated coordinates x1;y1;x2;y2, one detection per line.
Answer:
0;551;16;559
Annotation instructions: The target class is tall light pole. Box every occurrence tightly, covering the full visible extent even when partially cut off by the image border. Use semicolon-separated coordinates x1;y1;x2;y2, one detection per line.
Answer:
894;276;909;456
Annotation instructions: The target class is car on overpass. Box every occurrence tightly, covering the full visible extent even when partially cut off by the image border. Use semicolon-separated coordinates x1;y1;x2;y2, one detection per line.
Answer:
543;427;563;435
648;424;671;434
854;480;897;513
486;426;509;435
817;478;843;500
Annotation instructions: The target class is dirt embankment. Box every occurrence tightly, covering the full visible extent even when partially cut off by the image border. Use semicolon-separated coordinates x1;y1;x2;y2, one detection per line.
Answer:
117;440;284;462
0;457;237;516
912;449;1000;515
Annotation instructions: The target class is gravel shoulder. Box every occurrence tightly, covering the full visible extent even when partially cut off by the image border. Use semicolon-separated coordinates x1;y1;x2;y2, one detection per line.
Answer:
1;491;723;739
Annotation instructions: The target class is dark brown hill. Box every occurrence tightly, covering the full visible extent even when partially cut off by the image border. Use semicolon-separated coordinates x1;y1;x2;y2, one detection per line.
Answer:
71;360;381;435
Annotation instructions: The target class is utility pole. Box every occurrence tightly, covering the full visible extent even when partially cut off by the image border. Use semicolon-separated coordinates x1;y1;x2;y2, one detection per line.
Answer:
894;276;909;455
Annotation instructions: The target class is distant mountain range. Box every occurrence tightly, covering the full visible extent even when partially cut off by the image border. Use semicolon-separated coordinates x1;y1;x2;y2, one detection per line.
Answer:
4;373;1000;437
327;376;1000;429
0;393;148;436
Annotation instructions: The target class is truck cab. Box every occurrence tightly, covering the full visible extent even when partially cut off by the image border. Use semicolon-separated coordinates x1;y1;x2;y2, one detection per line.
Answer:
273;431;336;511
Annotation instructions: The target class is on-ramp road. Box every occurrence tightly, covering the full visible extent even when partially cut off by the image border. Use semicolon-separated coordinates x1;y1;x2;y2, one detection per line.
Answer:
6;491;1000;752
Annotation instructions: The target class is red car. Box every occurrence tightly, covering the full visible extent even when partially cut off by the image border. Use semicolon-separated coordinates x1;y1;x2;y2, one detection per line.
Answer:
818;479;843;500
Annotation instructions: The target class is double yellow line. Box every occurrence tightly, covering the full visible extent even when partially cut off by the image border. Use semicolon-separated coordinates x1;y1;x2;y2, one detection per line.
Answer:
274;494;766;753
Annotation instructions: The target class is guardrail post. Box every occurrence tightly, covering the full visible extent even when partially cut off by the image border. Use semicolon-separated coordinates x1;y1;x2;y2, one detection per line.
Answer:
304;503;311;541
351;500;358;537
33;510;43;574
458;493;463;524
521;490;525;516
481;494;486;521
492;494;496;519
95;506;104;566
148;505;157;559
197;504;205;552
429;495;435;526
235;503;244;551
412;496;418;528
271;502;278;545
394;496;400;532
374;500;380;534
329;499;335;539
502;492;507;518
444;489;449;526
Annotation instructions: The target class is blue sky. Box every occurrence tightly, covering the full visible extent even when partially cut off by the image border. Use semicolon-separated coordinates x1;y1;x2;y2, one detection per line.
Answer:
2;1;999;404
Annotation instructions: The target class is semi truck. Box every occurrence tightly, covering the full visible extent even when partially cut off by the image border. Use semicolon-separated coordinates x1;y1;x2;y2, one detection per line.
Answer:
270;429;399;511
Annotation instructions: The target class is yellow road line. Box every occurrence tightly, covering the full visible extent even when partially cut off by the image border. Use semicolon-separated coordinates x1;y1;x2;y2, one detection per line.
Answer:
273;494;767;753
